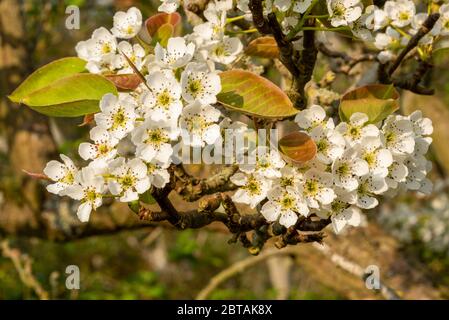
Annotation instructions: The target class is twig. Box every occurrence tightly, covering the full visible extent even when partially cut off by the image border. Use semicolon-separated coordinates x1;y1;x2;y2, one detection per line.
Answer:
387;13;440;77
1;241;49;300
196;247;298;300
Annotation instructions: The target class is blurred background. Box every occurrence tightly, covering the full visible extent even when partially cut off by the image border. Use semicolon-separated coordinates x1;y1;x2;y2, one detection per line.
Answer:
1;0;449;300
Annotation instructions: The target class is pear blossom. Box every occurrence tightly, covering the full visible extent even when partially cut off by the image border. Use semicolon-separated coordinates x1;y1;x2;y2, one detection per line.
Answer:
79;126;119;162
231;172;272;208
364;5;388;31
145;159;171;188
431;4;449;36
357;137;393;177
158;0;180;13
332;149;369;191
335;112;379;146
293;0;313;14
193;2;227;41
273;165;304;190
295;105;334;131
327;0;362;27
355;175;388;209
299;169;336;208
107;158;151;202
114;41;146;73
261;186;309;228
320;200;361;234
142;71;183;122
310;126;346;164
239;147;285;179
384;0;415;28
381;115;415;156
111;7;142;39
181;62;221;105
64;164;107;222
131;119;179;163
43;154;78;195
95;93;137;139
155;37;195;69
75;27;117;73
385;159;409;189
179;101;222;147
206;37;243;64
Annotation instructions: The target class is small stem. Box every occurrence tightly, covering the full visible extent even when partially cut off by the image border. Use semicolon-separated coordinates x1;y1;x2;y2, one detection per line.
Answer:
306;14;329;19
286;0;318;40
226;15;246;24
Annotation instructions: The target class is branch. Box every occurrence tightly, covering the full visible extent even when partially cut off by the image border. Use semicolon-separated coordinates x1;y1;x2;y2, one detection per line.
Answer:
378;13;440;95
295;23;318;107
387;13;440;77
171;164;238;201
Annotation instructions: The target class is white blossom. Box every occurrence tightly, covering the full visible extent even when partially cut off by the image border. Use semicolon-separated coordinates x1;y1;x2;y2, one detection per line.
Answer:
179;101;222;147
44;154;78;195
261;186;309;228
181;62;221;105
108;157;151;202
111;7;142;39
327;0;362;27
155;37;195;69
79;126;119;162
231;172;272;208
95;93;137;139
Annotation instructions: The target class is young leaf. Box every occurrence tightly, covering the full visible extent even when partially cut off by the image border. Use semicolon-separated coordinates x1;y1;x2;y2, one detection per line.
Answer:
146;12;181;37
278;131;317;165
151;23;174;47
339;84;399;124
20;73;117;117
9;57;87;103
245;36;279;59
105;74;142;91
217;70;298;119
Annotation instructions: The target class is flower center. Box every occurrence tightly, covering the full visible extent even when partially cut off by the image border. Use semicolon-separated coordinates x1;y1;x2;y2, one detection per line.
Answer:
363;152;376;167
280;195;295;210
157;90;172;107
112;108;127;129
336;163;350;176
245;177;261;195
188;79;203;97
348;125;361;139
120;174;136;190
61;171;74;184
145;128;167;146
317;139;328;153
304;180;318;196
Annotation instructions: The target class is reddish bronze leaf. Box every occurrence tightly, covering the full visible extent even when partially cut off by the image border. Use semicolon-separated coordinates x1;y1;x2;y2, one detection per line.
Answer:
245;36;279;59
105;74;142;91
278;131;317;165
145;12;181;37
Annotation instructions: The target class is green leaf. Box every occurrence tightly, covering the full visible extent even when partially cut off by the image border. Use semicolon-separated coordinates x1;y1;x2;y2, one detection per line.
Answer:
128;200;140;214
339;84;399;124
151;23;174;48
20;73;117;117
217;70;298;119
278;131;317;166
140;190;156;205
9;57;87;103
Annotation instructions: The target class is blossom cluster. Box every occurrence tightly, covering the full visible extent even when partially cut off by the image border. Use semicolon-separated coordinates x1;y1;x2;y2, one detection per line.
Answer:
378;191;449;256
44;3;243;222
230;105;433;233
41;1;435;236
158;0;449;63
